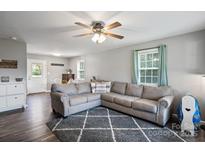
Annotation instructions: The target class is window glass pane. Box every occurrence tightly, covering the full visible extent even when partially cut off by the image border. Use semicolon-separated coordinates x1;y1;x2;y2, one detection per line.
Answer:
153;60;159;67
147;61;152;68
80;62;84;69
140;70;145;76
140;55;145;61
147;54;152;61
80;71;85;79
140;62;146;68
153;70;158;76
146;70;152;76
153;77;158;83
32;63;42;77
153;53;159;61
77;60;85;79
140;77;145;83
146;77;151;83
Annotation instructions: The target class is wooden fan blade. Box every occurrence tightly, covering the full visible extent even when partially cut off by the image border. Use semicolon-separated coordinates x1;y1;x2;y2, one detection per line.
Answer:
104;32;124;39
105;22;122;30
73;33;93;37
75;22;91;29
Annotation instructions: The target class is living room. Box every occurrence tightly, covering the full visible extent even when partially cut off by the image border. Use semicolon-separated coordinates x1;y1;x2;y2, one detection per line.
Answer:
0;0;205;153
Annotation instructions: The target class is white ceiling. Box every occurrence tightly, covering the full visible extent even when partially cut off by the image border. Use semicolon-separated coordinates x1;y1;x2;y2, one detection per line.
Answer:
0;11;205;57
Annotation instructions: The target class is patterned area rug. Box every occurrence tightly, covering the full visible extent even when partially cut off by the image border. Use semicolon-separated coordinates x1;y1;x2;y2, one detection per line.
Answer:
47;106;204;142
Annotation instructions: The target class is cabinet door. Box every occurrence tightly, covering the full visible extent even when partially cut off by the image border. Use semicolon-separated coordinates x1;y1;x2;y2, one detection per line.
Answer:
0;85;6;96
7;94;25;107
7;84;25;95
0;97;7;108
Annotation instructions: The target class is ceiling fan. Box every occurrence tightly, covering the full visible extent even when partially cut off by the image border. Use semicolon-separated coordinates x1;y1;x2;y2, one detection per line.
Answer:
73;21;124;43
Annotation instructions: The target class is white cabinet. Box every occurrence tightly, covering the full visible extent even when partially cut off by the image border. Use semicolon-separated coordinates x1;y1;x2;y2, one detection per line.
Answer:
0;85;6;96
7;94;25;107
0;82;26;112
0;97;6;108
7;84;25;95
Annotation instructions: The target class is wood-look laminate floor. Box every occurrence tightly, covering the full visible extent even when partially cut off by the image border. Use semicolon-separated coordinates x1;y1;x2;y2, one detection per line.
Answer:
0;93;59;142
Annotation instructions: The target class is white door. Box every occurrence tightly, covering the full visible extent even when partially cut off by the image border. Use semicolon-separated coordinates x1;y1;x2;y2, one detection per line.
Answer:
27;59;47;94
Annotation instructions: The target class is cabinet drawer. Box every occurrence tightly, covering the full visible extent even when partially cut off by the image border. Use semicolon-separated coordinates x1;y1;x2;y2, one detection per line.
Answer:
7;84;25;95
0;85;6;96
7;94;25;107
0;97;7;108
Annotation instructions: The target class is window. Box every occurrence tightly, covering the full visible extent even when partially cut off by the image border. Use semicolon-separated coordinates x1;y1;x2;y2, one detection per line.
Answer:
77;60;85;80
32;63;42;77
138;48;159;86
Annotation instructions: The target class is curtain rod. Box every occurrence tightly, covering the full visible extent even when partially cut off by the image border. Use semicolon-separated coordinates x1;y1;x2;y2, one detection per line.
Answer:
135;46;160;51
135;44;167;51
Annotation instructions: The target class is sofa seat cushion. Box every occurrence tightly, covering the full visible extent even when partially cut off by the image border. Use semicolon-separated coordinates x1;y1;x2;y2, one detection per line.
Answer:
69;95;87;106
82;93;101;102
132;99;159;113
101;92;122;103
114;95;139;108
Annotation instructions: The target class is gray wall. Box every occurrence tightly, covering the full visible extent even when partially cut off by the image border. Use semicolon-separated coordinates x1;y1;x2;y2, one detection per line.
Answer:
68;30;205;120
27;54;70;90
0;39;27;82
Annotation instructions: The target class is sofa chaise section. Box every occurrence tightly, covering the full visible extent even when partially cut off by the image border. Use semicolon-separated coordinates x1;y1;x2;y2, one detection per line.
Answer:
50;83;101;117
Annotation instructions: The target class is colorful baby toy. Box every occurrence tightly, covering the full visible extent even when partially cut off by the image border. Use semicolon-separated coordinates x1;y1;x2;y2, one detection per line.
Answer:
177;95;201;135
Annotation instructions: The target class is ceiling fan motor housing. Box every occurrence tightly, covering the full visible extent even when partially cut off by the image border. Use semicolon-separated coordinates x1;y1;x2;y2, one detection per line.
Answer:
92;21;105;33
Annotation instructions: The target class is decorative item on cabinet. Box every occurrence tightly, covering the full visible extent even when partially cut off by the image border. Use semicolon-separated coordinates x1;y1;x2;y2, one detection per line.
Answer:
1;76;10;82
66;69;73;74
62;74;75;84
15;78;23;82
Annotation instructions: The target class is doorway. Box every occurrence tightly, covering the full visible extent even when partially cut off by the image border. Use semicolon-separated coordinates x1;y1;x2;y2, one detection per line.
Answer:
27;59;47;94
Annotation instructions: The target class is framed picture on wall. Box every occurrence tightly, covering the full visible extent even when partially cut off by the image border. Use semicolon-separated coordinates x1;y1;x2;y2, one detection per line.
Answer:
0;59;17;69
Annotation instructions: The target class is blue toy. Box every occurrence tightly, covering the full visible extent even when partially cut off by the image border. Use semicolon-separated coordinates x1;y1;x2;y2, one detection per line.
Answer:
177;95;201;130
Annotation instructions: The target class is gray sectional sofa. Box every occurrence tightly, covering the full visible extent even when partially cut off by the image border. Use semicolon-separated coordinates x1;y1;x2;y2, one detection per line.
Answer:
50;81;174;126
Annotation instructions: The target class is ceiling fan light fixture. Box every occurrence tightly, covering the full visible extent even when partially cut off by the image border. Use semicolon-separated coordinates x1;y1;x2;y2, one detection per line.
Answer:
92;33;106;44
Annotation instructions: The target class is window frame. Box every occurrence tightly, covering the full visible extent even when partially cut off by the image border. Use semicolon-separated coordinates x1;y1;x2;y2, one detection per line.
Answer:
77;59;86;80
137;48;159;86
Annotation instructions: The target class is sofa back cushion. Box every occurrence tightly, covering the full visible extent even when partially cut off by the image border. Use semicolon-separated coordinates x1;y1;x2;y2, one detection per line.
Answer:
51;83;78;95
142;86;172;100
125;84;143;97
111;81;127;95
77;82;91;94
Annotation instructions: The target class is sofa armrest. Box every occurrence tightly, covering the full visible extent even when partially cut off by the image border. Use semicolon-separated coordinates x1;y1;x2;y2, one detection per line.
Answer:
158;96;174;108
156;96;174;126
50;92;70;117
51;92;69;104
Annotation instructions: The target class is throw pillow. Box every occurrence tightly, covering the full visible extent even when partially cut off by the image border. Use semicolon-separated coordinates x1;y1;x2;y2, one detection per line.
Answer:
91;82;108;93
104;81;111;92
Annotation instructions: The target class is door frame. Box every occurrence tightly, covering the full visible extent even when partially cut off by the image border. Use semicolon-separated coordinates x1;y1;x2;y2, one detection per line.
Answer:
27;59;48;94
